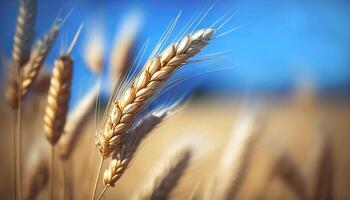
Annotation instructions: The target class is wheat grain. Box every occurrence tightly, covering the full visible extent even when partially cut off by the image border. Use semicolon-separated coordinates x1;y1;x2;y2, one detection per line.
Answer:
132;146;192;200
12;0;37;67
96;28;215;158
44;55;73;145
59;85;99;159
102;112;166;187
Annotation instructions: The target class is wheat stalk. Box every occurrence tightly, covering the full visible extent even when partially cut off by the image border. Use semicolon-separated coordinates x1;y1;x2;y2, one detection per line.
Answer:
210;112;261;200
132;146;192;200
59;85;99;159
271;150;308;200
44;55;73;145
13;0;37;67
24;141;49;200
311;123;333;200
96;28;215;159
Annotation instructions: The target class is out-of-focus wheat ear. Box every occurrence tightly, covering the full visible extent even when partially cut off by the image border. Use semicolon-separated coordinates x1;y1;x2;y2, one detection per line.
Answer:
132;147;192;200
212;111;262;200
83;22;104;75
21;21;61;99
24;141;49;200
44;55;73;145
13;0;37;67
58;85;99;159
311;123;333;200
109;12;141;86
271;149;308;200
97;28;215;159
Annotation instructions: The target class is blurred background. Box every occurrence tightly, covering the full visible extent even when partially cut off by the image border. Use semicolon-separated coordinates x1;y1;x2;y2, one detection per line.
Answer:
0;0;350;199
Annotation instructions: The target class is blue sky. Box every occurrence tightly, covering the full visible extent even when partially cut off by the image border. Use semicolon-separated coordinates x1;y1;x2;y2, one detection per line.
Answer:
1;0;350;104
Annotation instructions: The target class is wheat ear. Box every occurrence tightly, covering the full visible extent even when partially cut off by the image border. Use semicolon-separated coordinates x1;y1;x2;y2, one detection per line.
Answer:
59;85;99;159
44;54;73;200
132;147;192;200
272;150;308;200
21;22;61;98
6;22;60;109
96;112;166;200
109;13;140;85
103;112;166;185
97;28;215;159
44;55;73;145
212;112;261;200
311;123;333;200
13;0;37;67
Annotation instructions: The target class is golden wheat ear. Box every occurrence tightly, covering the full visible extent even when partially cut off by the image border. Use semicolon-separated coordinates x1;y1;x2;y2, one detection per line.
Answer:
13;0;37;68
97;28;215;159
109;11;141;87
21;20;61;99
132;147;192;200
6;18;61;109
44;55;73;145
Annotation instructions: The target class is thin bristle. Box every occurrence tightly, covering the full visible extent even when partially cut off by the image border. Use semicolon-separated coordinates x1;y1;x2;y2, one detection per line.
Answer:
211;111;261;200
43;55;73;145
12;0;37;67
97;28;215;158
132;147;192;200
59;85;99;159
102;112;166;187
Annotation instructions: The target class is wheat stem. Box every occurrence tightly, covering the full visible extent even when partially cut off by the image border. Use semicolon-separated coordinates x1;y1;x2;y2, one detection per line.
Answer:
92;157;104;200
50;145;54;200
16;67;23;200
13;109;17;200
97;186;109;200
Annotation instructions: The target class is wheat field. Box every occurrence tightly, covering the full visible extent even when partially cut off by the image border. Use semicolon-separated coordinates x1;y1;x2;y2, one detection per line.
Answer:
0;0;349;200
